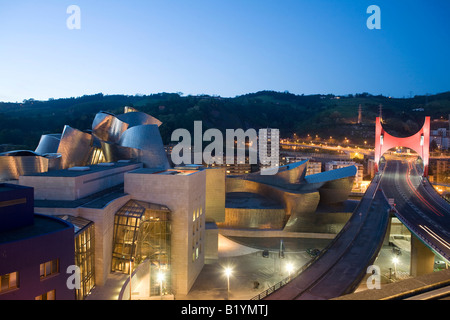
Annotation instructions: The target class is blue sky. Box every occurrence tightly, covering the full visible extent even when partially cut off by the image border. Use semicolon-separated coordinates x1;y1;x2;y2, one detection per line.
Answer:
0;0;449;102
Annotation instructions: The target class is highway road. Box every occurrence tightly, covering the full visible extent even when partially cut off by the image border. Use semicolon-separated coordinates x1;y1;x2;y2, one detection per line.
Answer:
380;156;450;262
261;155;449;301
264;172;390;300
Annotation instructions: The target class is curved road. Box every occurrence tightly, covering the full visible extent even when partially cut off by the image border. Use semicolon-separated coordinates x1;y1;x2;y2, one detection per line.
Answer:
381;157;450;262
264;172;390;300
263;155;450;300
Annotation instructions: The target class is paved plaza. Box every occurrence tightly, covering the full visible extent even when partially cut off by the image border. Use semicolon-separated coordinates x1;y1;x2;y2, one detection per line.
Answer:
86;232;420;300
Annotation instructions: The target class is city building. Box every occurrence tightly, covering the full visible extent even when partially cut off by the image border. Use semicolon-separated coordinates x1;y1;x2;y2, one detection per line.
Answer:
0;184;75;300
124;166;206;295
430;128;449;150
325;161;363;191
0;108;228;299
283;156;322;175
428;159;450;184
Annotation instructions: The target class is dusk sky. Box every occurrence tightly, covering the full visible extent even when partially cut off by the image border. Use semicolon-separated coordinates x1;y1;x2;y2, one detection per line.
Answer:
1;0;449;102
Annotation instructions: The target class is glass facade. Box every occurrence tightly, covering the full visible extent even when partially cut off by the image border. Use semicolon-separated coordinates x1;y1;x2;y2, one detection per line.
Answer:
57;215;95;300
87;147;106;165
74;222;95;300
111;200;171;296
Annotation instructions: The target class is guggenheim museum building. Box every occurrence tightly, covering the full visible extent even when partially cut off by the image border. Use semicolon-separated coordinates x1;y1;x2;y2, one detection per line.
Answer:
0;107;356;300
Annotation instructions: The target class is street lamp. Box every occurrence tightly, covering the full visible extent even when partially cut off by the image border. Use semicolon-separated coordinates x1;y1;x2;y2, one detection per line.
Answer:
392;257;399;278
157;271;165;300
224;267;232;300
286;263;294;279
129;258;134;300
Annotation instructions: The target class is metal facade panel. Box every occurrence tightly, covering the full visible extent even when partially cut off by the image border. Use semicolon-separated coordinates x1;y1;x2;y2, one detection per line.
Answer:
57;125;93;169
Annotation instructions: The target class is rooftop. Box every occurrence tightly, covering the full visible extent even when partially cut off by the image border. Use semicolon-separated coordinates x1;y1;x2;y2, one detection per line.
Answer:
129;167;203;176
24;161;140;178
56;215;93;234
0;183;30;193
34;184;127;209
0;214;72;244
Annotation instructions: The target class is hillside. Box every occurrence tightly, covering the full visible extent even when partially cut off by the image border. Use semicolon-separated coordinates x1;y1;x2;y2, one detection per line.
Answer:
0;91;449;151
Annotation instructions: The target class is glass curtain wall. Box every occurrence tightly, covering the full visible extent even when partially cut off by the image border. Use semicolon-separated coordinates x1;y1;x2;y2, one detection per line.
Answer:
75;222;95;300
111;200;171;296
57;215;95;300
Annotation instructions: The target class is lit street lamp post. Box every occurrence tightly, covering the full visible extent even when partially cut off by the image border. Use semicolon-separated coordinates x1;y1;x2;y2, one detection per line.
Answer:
157;271;165;300
129;258;134;300
224;267;232;300
392;257;399;278
286;263;294;280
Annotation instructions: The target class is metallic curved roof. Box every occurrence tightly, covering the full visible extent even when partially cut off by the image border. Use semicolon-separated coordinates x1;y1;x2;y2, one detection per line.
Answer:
57;125;93;169
305;165;357;184
0;150;41;157
92;111;129;143
117;111;162;128
35;134;61;154
118;124;170;169
244;159;308;188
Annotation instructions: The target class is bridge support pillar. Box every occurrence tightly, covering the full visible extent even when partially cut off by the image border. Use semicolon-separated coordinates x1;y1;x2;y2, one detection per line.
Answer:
383;217;392;246
410;235;435;277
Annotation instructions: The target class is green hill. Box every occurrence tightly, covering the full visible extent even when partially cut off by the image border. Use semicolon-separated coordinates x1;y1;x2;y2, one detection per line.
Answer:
0;91;449;151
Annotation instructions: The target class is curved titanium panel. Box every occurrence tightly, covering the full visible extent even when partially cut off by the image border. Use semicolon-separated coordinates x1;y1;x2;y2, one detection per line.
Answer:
245;160;308;189
42;153;62;171
34;134;61;154
318;176;356;204
305;166;357;204
118;125;170;169
225;177;320;232
0;156;49;181
57;125;93;169
117;111;162;128
100;140;142;163
220;191;285;229
92;112;129;143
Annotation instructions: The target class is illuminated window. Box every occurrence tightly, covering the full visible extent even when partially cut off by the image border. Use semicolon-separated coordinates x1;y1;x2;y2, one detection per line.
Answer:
40;259;59;279
0;272;18;293
35;290;55;300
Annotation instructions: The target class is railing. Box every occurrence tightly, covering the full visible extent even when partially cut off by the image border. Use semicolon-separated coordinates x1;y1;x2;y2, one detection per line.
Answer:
250;258;315;300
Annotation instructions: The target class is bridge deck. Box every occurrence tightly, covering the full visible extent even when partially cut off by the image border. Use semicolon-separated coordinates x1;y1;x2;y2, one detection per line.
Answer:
265;174;390;300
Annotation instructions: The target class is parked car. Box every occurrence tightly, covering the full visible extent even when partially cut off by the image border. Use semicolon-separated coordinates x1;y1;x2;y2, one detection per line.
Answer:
306;248;321;257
